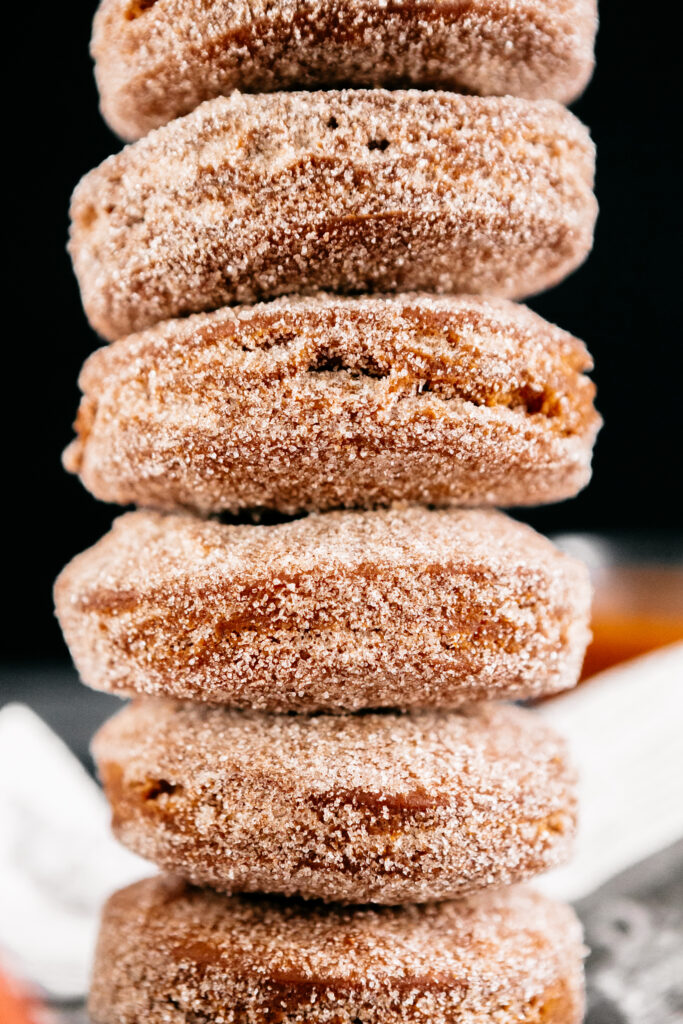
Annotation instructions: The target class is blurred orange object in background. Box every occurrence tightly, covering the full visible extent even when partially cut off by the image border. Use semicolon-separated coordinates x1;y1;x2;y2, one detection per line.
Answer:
0;968;50;1024
581;564;683;679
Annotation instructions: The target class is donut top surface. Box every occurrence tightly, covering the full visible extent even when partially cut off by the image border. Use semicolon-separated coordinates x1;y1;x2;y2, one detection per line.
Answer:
55;505;591;709
69;90;597;339
70;292;598;445
64;293;600;515
93;698;577;902
93;699;574;815
92;876;585;1011
58;504;579;587
92;0;597;139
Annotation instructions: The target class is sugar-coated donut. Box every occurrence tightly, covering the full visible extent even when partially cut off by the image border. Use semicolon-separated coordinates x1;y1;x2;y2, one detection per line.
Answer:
64;293;600;515
92;0;597;140
89;876;585;1023
54;506;592;711
69;91;597;340
94;700;576;903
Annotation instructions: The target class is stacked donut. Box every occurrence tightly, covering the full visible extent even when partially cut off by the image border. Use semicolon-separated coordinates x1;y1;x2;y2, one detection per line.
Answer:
56;2;600;1022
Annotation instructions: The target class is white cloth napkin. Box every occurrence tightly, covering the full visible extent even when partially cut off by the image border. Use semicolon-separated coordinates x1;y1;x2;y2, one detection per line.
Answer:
0;703;147;1000
536;642;683;901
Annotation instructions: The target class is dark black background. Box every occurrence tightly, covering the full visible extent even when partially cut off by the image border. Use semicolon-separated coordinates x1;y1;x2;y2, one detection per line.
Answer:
5;2;682;663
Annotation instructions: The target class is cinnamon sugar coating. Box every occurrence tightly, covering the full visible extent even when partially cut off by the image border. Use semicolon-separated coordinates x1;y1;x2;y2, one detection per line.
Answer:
69;91;597;340
93;700;577;903
92;0;597;141
54;506;592;710
89;876;585;1023
65;293;600;515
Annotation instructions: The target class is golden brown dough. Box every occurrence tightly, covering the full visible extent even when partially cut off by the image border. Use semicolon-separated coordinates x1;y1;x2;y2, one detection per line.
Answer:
54;505;592;711
65;293;600;514
89;876;586;1024
69;91;597;340
93;699;577;903
92;0;597;140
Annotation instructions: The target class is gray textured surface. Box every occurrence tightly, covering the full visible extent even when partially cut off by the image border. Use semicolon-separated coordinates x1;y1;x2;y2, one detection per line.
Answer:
579;840;683;1024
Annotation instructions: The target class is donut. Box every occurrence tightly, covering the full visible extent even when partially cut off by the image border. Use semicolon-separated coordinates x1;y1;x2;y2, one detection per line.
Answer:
93;699;576;903
92;0;598;140
54;506;592;710
89;876;585;1023
64;293;600;515
69;91;597;340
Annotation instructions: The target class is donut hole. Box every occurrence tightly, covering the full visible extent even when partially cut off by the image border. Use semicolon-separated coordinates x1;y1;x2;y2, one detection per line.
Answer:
217;508;308;527
125;0;159;19
142;778;179;802
517;384;559;417
165;999;207;1024
239;327;298;353
309;354;387;379
367;138;390;152
309;356;346;374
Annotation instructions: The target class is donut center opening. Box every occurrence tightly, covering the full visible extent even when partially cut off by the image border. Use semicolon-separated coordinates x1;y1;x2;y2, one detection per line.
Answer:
125;0;159;19
143;778;178;801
